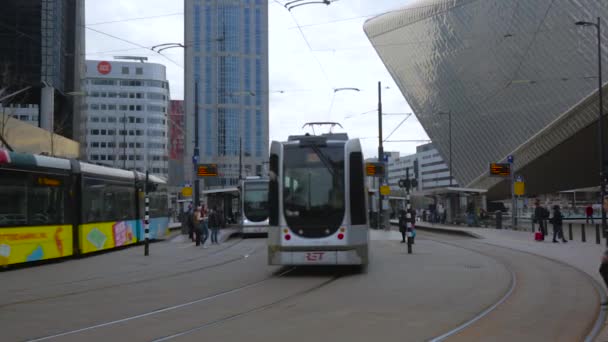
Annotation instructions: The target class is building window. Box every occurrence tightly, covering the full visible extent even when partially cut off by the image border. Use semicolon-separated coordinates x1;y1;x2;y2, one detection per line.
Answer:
91;129;99;135
90;155;99;161
136;67;143;75
122;67;129;74
91;142;99;148
100;142;106;148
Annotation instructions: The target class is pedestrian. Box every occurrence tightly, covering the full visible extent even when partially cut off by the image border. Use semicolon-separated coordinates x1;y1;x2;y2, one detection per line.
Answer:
398;209;407;243
599;249;608;305
586;205;594;224
209;206;220;244
193;206;202;246
533;200;547;240
550;205;567;243
184;204;193;238
200;205;209;247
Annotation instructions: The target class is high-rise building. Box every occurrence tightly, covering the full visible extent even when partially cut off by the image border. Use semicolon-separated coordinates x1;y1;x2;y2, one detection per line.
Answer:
184;0;270;188
0;0;85;141
83;60;170;178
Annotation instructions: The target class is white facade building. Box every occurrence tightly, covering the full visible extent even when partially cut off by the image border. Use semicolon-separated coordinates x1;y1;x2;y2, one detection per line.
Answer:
387;143;457;191
83;60;170;177
1;105;40;125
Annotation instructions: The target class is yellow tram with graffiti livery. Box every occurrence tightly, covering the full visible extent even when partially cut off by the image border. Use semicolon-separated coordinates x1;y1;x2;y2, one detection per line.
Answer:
0;149;169;267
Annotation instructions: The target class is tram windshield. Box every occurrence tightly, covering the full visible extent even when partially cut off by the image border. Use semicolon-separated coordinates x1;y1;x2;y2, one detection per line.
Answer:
243;182;269;222
283;145;344;237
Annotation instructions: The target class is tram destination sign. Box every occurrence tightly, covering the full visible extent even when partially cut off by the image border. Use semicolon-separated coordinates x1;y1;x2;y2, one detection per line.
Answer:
489;163;511;177
197;164;218;177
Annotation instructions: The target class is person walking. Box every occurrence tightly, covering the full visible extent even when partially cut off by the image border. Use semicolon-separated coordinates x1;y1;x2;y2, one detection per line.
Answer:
209;207;220;244
534;200;547;240
586;205;594;224
599;249;608;305
398;209;407;243
185;204;194;239
550;205;567;243
200;205;209;248
193;206;202;246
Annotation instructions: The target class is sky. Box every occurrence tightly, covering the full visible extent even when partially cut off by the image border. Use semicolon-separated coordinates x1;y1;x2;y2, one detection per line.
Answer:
85;0;430;159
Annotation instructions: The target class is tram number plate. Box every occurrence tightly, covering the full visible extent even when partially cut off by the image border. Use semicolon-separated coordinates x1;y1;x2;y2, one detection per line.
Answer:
306;252;325;262
293;251;336;264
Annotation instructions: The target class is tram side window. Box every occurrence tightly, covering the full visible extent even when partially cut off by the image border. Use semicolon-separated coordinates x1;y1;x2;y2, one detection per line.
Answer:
82;178;136;223
268;153;279;225
148;189;168;218
0;173;28;227
0;172;67;227
349;152;367;225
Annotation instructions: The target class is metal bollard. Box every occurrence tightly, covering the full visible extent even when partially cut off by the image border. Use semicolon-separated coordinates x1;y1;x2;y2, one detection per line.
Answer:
582;224;586;242
569;223;573;241
597;224;601;244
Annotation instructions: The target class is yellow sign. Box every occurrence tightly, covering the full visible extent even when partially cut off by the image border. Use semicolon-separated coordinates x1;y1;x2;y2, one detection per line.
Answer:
182;187;193;197
380;185;391;196
79;221;137;254
514;181;525;196
0;225;73;266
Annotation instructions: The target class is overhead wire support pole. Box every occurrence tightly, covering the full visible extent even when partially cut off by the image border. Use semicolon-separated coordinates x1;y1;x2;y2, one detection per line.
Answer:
378;81;384;230
144;170;150;256
406;168;413;254
194;81;200;208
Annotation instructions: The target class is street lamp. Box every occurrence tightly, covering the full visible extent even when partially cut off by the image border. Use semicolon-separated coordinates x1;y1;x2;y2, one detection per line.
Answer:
576;17;607;245
437;111;453;186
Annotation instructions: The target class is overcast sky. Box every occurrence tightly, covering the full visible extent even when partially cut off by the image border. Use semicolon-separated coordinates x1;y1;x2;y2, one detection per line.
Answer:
85;0;429;158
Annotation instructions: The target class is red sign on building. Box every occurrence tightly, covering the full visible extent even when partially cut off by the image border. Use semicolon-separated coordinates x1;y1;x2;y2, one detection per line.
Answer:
169;100;185;161
97;61;112;75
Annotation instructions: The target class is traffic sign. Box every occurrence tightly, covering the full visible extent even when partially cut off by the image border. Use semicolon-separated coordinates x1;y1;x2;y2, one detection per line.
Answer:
380;185;391;196
489;163;511;177
181;187;193;197
507;155;514;163
514;181;525;196
192;155;199;164
197;164;218;177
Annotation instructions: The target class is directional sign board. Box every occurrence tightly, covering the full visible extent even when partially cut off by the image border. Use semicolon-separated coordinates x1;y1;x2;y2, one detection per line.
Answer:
197;164;218;177
489;163;511;177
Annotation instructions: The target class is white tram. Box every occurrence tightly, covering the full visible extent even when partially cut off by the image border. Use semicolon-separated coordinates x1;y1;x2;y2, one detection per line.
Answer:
240;176;269;235
267;126;369;266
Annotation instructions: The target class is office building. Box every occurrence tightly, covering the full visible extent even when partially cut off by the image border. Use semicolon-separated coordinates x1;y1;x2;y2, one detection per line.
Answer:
184;0;270;187
83;60;170;177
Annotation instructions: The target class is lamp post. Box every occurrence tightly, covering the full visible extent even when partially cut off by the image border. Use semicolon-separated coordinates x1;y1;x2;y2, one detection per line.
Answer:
437;111;453;186
576;17;607;245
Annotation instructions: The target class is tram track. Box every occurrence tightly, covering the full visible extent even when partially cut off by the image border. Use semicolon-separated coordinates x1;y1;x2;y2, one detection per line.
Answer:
27;266;345;342
422;233;602;342
0;239;261;309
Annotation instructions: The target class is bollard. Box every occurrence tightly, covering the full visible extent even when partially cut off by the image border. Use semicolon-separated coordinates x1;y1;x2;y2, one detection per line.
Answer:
597;224;601;244
582;224;586;242
569;223;573;241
